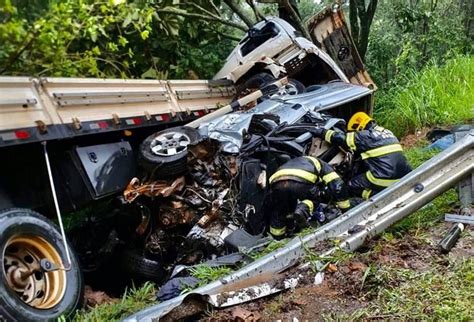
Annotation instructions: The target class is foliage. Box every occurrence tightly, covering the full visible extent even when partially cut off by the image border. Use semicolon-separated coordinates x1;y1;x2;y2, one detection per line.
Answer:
366;0;472;86
73;282;156;322
189;264;233;283
0;0;237;79
249;238;288;259
375;56;473;137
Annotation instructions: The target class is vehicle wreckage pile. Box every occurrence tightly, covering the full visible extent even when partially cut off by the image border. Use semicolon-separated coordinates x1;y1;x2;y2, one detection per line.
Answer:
121;83;353;292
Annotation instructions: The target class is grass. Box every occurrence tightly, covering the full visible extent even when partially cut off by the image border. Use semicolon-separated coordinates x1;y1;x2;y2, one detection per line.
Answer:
188;265;233;285
348;259;473;320
249;238;289;259
375;55;474;137
72;282;157;322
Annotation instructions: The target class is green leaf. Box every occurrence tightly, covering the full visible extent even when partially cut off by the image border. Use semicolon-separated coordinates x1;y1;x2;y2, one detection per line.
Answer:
140;30;149;40
118;36;128;47
123;14;132;28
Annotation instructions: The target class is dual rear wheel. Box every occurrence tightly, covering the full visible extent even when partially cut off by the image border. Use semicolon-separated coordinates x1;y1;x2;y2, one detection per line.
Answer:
0;208;83;321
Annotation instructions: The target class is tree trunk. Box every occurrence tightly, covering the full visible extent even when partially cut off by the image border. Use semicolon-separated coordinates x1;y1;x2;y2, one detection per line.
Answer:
278;0;312;39
223;0;255;28
348;0;378;61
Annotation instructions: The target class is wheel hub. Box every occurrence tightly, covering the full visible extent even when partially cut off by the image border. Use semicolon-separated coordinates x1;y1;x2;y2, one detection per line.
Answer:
3;236;67;309
150;131;191;156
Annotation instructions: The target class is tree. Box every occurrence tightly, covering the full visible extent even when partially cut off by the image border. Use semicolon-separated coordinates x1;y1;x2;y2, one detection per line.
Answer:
348;0;378;60
0;0;240;78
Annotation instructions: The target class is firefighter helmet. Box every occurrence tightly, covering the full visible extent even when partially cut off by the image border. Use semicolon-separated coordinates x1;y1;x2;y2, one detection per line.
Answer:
347;112;373;131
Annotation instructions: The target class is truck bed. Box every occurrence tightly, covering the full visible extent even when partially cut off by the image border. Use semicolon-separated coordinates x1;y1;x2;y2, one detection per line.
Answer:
0;77;235;147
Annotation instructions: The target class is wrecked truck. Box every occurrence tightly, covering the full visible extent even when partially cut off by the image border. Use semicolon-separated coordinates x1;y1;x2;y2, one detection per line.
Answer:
0;6;374;321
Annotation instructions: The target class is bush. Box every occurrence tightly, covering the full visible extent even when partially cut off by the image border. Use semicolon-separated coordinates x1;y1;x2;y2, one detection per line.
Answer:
375;56;474;137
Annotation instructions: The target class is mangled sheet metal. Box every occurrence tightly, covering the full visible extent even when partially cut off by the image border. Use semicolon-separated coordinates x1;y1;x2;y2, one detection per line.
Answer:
198;82;372;153
125;131;473;321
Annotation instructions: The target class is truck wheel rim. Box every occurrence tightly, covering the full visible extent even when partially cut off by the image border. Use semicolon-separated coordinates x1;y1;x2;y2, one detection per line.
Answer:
150;131;191;156
3;235;67;309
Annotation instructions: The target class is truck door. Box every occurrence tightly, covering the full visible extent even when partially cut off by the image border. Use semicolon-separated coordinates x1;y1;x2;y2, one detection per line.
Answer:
307;6;376;89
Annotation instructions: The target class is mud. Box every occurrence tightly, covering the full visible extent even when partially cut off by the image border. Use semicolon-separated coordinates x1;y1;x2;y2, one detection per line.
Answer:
400;127;430;148
83;285;118;307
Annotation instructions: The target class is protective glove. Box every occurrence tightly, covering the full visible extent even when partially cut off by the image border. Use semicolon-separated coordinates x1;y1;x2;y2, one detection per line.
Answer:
293;202;312;229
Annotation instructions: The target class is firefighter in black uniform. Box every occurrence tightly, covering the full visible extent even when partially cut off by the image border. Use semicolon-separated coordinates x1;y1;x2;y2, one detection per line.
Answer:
266;156;352;239
315;112;412;199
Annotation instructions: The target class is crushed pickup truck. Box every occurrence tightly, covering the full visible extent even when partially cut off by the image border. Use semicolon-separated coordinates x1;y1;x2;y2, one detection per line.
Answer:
123;75;373;287
0;6;375;321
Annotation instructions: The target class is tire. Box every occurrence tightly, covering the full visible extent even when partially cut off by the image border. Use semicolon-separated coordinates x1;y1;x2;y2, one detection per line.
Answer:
286;78;306;95
119;250;165;283
237;72;276;96
0;208;83;322
138;126;201;179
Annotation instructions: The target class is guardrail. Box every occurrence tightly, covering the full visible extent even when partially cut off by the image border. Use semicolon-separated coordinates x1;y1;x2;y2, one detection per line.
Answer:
125;130;473;321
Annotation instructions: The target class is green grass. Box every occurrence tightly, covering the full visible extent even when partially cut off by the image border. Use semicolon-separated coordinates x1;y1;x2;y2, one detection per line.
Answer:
72;282;156;322
188;264;233;285
249;238;289;260
375;55;474;137
347;259;473;320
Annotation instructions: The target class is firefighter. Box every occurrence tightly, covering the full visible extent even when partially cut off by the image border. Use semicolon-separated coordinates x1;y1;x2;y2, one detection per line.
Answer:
266;156;352;239
315;112;412;199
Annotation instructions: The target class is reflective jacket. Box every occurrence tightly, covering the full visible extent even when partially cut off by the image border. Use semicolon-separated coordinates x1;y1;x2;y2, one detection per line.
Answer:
269;156;350;210
322;124;412;187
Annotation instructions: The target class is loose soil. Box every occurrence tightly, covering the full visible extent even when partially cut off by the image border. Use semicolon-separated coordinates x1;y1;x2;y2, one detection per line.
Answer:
399;127;430;148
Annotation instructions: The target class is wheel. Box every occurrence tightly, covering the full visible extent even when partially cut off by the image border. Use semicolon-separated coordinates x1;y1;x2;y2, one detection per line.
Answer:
119;249;165;282
237;72;276;96
0;208;83;321
138;126;201;179
236;72;276;105
285;78;306;95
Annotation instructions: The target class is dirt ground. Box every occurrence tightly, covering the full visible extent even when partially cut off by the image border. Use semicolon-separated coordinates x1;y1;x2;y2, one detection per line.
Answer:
201;222;473;321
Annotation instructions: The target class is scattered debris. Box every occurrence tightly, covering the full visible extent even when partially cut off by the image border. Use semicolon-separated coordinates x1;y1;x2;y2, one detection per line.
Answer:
231;307;262;321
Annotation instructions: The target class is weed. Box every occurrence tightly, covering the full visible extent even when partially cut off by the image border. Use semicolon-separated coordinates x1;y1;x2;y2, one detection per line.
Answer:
189;265;232;284
249;238;288;260
349;259;473;320
73;282;156;322
303;241;354;273
263;294;285;316
375;55;474;137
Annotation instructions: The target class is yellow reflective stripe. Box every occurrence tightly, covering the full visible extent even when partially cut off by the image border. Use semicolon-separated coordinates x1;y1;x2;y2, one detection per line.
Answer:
304;156;322;173
361;144;403;160
322;171;339;184
301;199;314;213
366;171;399;187
346;132;356;151
324;130;335;143
269;169;318;184
270;226;286;236
362;189;372;199
336;199;351;209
